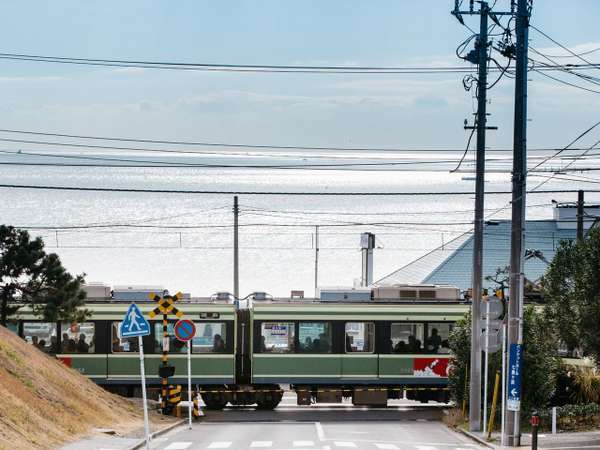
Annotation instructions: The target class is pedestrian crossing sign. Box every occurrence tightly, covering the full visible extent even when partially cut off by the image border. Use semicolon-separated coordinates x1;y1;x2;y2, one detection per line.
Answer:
120;303;151;338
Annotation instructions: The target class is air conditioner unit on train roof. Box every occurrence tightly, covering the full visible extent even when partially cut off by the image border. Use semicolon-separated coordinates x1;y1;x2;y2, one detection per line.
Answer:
318;287;372;302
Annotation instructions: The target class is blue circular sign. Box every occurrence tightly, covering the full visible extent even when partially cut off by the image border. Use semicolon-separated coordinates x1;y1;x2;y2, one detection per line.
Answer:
174;319;196;342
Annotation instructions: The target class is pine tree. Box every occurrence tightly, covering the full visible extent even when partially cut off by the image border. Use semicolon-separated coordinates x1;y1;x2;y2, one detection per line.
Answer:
0;225;89;326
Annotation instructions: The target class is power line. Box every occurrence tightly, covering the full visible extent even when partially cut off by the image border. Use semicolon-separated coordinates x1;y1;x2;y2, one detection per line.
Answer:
0;51;596;74
1;128;596;154
530;25;600;74
1;182;598;196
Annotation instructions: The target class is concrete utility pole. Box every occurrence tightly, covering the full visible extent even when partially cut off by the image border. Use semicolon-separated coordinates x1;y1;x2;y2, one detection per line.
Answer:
505;0;531;446
314;225;319;298
233;195;239;300
451;0;515;432
577;190;585;241
468;6;489;430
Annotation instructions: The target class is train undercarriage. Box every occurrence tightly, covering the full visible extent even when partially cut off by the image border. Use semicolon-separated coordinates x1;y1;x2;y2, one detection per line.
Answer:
197;384;449;410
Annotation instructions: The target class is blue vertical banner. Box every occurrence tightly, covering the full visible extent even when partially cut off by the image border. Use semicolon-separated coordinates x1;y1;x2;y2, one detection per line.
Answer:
507;343;522;411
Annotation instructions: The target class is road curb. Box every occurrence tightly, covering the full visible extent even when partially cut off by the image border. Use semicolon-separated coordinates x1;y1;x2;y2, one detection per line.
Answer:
128;419;186;450
448;425;499;449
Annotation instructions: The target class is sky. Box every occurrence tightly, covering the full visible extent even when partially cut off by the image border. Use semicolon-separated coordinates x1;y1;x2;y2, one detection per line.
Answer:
0;0;599;152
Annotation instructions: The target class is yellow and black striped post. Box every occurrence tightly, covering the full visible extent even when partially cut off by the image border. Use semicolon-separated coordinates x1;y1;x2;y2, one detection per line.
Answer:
149;291;184;415
168;385;182;405
193;391;203;418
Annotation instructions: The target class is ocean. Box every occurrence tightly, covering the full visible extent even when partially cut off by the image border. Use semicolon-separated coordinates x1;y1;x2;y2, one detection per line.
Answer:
0;151;592;297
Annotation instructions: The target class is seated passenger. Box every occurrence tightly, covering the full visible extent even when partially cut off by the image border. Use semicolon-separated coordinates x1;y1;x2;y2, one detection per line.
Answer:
318;333;330;352
60;333;70;352
394;341;407;353
312;338;320;352
213;334;225;353
77;334;90;353
426;328;442;353
303;337;313;351
260;336;268;352
408;336;422;353
345;335;353;352
38;339;47;350
49;336;59;354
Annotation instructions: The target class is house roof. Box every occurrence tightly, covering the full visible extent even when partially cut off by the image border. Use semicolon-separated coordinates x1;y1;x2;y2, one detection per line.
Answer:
375;220;577;292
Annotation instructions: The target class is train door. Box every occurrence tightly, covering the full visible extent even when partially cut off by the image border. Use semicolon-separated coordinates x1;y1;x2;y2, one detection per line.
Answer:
341;321;378;380
235;308;251;384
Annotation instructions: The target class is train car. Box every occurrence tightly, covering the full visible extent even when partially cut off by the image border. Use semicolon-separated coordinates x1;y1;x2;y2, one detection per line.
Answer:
9;286;469;409
13;301;237;397
248;300;468;407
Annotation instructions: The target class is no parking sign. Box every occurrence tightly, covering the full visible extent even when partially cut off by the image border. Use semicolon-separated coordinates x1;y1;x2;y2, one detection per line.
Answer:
173;318;196;430
174;319;196;342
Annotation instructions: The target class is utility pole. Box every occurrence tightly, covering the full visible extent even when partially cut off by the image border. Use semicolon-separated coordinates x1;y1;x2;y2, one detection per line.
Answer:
452;0;512;433
469;7;489;430
577;190;585;241
233;195;239;300
505;0;531;446
314;225;319;298
453;1;491;431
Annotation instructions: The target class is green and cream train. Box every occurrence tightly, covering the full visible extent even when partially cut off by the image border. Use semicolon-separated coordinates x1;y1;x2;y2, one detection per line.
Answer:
9;285;468;409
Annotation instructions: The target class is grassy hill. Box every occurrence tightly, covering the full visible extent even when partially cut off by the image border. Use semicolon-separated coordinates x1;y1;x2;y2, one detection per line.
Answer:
0;325;165;450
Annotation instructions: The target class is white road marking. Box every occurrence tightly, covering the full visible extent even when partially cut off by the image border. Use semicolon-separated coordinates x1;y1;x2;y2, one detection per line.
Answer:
165;443;192;450
315;422;325;441
207;442;232;449
250;442;273;448
374;444;399;450
334;443;357;448
293;441;315;447
416;446;437;450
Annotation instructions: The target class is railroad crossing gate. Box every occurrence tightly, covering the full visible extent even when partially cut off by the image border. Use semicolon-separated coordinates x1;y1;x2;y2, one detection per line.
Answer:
119;303;150;338
148;291;185;415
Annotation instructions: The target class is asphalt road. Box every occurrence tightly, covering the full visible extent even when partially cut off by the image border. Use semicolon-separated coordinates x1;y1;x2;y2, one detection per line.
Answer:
148;394;484;450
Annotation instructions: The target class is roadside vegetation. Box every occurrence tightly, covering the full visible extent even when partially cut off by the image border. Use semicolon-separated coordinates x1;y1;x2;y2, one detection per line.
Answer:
448;227;600;433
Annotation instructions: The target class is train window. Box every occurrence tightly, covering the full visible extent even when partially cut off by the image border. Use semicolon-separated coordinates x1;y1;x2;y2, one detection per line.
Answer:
154;323;187;353
260;322;295;353
298;322;332;353
192;322;227;353
425;323;452;354
111;322;139;353
6;320;18;335
60;322;95;353
390;323;424;353
345;322;375;353
23;322;57;353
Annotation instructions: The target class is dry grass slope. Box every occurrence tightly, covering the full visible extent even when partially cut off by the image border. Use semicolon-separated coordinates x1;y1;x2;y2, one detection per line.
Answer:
0;325;145;450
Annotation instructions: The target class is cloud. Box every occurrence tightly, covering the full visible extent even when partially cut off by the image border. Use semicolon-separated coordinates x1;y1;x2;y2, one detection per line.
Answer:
0;75;63;83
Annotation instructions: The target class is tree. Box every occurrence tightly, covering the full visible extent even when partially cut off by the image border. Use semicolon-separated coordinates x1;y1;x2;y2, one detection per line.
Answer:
541;228;600;362
0;225;89;326
449;306;559;415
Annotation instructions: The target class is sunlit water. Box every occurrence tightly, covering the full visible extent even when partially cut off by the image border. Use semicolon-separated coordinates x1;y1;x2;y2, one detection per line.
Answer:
0;155;591;297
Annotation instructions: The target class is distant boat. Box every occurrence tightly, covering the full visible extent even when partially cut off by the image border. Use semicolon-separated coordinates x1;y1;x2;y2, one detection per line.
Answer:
462;176;489;182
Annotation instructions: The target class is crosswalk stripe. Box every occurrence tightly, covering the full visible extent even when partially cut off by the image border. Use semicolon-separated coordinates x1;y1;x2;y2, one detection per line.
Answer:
334;442;357;448
164;443;192;450
207;442;232;449
250;442;273;448
374;444;399;450
293;441;315;447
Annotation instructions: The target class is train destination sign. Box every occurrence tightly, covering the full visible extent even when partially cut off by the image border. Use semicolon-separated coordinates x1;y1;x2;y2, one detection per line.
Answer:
174;319;196;342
